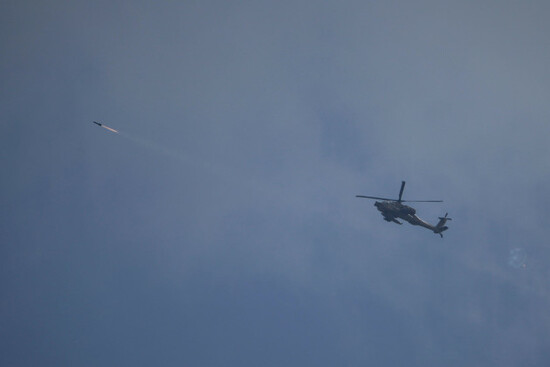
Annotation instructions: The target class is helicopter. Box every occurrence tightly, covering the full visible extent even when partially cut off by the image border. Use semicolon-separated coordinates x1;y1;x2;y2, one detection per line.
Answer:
356;181;451;237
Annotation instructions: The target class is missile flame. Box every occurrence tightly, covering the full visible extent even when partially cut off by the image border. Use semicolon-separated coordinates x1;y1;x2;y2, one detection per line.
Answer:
102;125;118;133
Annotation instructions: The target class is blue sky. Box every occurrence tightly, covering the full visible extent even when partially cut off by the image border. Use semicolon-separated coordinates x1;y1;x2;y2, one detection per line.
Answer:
2;1;550;366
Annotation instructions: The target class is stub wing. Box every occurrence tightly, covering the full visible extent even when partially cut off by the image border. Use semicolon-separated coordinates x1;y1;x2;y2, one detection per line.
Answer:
383;215;402;225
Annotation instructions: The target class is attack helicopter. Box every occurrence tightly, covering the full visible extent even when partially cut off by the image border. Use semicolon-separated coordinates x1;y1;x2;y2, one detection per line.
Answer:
356;181;451;237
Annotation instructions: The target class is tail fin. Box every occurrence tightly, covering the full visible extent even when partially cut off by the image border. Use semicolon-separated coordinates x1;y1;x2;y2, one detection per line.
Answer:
434;213;451;237
436;213;452;228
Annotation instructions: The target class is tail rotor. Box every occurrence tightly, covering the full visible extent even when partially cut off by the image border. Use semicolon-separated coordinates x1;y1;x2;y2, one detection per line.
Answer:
434;213;451;238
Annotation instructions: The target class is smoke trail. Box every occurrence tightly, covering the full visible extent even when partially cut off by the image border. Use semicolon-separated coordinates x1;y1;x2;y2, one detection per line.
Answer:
115;130;272;196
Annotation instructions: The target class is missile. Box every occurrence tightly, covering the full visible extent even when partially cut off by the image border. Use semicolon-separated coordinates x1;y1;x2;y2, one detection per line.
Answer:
92;121;118;133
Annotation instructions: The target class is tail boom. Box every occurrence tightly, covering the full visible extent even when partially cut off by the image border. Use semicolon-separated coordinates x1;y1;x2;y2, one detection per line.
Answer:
405;213;451;237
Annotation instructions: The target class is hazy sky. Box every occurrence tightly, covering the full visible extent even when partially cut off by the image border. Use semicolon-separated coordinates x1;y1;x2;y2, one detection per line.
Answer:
2;1;550;366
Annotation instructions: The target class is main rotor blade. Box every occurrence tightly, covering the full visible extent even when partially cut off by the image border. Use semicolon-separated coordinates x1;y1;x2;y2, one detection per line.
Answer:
401;200;443;203
398;181;406;202
356;195;397;201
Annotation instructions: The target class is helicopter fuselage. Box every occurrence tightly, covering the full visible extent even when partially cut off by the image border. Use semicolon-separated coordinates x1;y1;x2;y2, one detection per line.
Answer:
375;201;415;217
374;201;446;234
